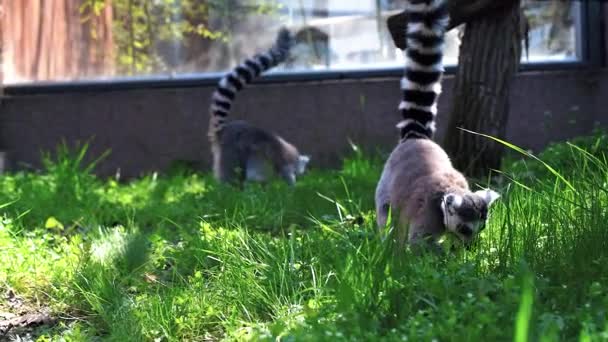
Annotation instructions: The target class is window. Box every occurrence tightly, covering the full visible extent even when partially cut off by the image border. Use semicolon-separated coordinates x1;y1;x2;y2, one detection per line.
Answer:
1;0;586;85
523;0;582;63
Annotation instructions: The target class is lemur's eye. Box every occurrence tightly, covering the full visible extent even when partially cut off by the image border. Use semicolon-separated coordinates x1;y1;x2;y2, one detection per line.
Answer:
458;207;477;221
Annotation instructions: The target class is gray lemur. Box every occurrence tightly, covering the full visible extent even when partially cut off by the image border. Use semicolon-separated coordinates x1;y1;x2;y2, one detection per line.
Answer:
375;0;500;248
208;28;310;186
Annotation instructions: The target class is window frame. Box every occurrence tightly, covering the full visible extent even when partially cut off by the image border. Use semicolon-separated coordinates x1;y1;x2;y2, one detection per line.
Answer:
5;1;604;96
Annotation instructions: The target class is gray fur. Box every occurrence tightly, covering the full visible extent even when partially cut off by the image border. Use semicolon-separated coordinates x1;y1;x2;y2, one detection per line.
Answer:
376;139;500;247
213;120;307;186
375;0;499;248
208;28;310;186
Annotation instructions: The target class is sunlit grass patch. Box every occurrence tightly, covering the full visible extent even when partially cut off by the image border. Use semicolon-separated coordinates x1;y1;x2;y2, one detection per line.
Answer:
0;134;608;341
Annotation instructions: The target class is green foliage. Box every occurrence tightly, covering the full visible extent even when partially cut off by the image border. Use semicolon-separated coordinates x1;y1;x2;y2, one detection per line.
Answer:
505;130;608;179
1;135;608;340
80;0;282;75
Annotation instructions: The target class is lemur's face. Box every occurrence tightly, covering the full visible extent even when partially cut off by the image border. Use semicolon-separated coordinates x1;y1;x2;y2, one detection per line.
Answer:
441;190;500;244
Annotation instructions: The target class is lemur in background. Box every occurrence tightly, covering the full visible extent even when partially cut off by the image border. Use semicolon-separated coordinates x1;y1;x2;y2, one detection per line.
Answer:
208;28;310;186
375;0;500;248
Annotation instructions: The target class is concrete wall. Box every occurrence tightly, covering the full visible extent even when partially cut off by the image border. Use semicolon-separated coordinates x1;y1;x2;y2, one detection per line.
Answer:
1;68;607;178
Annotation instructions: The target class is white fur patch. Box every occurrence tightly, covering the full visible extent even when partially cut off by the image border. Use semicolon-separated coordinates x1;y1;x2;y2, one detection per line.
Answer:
474;189;501;206
398;101;437;116
395;119;417;129
395;120;428;133
237;63;256;80
212;91;232;104
219;77;237;93
261;52;275;64
285;172;296;186
230;71;248;87
401;77;443;93
407;40;445;54
446;193;463;208
407;22;447;38
441;193;464;233
210;106;228;116
239;63;257;76
297;155;310;174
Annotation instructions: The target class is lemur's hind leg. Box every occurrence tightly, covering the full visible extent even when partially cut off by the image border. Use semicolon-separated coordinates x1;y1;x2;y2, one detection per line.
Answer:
376;203;390;229
375;170;392;229
217;146;245;186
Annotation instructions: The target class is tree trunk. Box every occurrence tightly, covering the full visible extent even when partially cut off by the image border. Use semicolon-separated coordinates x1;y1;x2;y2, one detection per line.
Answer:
2;0;113;83
0;1;3;101
442;0;522;178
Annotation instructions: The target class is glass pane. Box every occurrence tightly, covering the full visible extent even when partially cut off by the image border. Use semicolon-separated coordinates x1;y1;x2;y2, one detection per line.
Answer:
1;0;583;84
522;0;581;62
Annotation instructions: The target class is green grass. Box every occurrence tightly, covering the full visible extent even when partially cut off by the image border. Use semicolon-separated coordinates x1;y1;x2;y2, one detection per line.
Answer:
1;135;608;341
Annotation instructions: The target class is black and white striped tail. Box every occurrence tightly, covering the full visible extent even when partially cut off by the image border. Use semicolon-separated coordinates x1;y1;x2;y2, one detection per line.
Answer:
398;0;449;141
209;28;293;140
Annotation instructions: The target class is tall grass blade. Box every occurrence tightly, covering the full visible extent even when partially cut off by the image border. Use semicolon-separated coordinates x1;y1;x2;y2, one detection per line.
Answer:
514;273;534;342
459;128;575;191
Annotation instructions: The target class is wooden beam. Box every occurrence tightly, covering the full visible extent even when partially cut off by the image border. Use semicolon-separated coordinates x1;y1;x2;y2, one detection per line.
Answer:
387;0;518;50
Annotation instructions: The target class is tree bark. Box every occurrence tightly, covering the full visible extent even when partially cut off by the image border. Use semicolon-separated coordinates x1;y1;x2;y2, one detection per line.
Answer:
442;0;522;178
0;1;3;101
2;0;113;83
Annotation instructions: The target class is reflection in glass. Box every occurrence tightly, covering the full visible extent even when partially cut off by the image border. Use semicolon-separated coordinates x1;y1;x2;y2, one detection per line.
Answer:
522;0;581;62
1;0;582;84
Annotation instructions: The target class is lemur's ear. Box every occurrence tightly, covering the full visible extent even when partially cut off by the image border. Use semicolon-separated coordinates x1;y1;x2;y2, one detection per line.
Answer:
474;189;500;207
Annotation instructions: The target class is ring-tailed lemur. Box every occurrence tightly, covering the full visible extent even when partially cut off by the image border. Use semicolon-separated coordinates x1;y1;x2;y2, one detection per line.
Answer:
209;28;310;186
375;0;500;248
